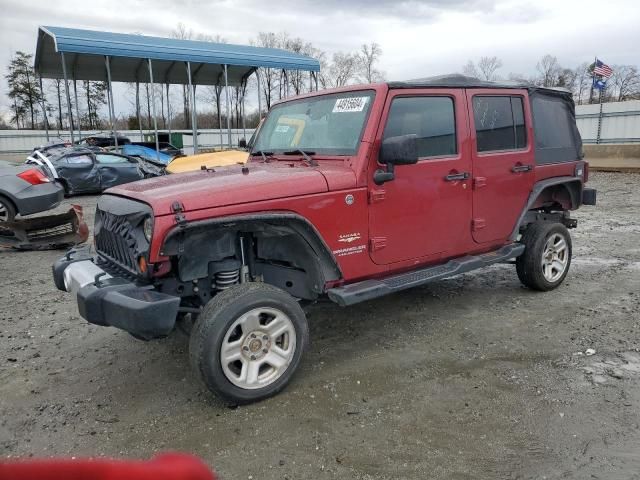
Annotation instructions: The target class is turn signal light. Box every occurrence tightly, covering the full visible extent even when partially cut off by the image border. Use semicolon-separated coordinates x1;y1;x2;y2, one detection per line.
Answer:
17;168;50;185
138;256;148;274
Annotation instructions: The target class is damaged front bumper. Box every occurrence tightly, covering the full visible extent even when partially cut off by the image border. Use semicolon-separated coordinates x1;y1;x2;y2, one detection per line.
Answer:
53;247;180;340
0;206;89;250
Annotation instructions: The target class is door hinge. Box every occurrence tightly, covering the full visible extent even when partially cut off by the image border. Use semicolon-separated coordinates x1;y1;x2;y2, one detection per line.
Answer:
472;218;486;231
368;189;386;204
473;177;487;189
171;200;187;228
369;237;387;251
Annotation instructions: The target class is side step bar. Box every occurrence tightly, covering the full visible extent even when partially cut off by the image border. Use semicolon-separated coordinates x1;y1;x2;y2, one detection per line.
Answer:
327;243;525;307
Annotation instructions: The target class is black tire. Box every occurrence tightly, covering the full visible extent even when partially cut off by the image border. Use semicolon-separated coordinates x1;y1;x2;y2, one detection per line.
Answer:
0;196;16;222
189;282;309;405
516;222;572;291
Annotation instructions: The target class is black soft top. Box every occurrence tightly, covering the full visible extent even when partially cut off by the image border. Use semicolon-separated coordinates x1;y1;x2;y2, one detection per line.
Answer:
389;74;570;96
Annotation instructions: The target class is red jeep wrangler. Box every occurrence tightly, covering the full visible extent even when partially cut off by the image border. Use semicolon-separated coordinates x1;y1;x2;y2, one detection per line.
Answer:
54;75;596;404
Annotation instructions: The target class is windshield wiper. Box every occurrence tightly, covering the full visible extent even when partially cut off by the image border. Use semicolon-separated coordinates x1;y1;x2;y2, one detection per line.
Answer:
283;149;318;167
250;150;274;162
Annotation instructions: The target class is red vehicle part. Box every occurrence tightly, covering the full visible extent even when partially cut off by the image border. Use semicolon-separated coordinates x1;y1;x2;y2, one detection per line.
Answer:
0;453;215;480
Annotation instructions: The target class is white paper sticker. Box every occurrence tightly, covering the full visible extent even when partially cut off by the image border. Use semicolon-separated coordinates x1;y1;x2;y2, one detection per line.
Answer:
333;96;369;113
275;124;290;133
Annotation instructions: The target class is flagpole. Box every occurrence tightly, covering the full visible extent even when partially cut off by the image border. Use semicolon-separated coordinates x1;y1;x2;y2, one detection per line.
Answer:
589;56;596;105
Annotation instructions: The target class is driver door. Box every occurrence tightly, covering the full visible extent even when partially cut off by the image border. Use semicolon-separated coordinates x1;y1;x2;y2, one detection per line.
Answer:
368;89;473;265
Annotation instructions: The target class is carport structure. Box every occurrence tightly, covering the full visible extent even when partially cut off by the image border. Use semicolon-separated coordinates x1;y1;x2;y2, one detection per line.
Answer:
34;26;321;154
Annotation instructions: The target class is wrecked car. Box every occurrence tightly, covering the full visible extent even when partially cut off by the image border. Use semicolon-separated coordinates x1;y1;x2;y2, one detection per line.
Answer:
53;75;596;405
0;163;63;222
26;147;162;195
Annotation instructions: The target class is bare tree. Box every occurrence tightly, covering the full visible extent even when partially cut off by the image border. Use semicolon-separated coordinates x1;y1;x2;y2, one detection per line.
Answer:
172;23;194;128
326;52;359;88
253;32;281;110
358;43;384;83
462;60;479;78
573;62;591;105
536;54;560;87
461;57;502;81
608;65;640;101
478;56;502;81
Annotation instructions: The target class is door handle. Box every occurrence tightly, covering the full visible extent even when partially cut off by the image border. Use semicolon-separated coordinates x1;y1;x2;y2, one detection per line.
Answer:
444;172;470;182
511;164;533;173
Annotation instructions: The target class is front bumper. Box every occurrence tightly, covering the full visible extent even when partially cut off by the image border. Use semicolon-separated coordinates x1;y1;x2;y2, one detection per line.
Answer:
53;247;180;340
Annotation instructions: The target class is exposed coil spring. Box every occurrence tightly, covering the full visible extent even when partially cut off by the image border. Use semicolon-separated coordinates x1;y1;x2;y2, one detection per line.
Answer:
215;269;240;290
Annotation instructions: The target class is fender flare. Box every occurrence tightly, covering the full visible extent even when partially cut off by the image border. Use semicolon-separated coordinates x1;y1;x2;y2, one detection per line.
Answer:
160;211;343;287
510;175;583;241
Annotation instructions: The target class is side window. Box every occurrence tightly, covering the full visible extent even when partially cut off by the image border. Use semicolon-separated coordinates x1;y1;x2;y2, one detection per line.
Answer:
96;154;130;164
63;154;93;165
473;96;527;152
383;96;457;158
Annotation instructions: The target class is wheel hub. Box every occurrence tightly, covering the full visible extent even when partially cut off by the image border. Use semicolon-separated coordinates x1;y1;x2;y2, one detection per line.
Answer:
242;331;271;360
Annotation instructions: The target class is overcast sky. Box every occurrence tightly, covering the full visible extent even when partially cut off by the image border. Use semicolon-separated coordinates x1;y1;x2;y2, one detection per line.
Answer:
1;0;639;122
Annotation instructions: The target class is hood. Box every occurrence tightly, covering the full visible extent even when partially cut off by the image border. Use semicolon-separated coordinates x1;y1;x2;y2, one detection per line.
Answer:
106;163;337;216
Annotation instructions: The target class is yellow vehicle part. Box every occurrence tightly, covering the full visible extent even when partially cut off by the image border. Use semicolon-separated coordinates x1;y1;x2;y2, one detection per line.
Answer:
166;150;249;174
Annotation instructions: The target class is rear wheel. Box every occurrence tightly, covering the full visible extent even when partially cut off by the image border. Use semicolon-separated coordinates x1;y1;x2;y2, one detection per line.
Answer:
189;282;309;405
516;222;572;291
0;196;16;222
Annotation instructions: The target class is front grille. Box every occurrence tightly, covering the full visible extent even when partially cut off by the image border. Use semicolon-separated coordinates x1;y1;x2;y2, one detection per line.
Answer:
95;211;139;274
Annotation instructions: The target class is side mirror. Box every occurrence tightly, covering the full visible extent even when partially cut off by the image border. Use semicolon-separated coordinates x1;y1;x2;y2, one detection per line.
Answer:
374;134;419;184
238;138;247;149
379;134;419;165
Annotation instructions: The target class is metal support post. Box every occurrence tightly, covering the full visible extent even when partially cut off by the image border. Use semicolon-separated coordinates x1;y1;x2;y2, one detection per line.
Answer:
105;56;118;147
147;59;160;158
224;64;232;148
60;52;75;143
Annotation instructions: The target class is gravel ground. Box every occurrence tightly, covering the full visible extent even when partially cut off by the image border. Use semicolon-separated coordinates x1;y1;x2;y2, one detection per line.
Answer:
1;172;639;479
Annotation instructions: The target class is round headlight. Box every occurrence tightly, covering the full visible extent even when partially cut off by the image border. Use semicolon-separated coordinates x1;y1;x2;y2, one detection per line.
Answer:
143;216;153;242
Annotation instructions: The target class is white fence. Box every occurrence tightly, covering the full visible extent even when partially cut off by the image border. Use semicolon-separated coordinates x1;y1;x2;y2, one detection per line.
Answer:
0;129;255;158
575;100;640;144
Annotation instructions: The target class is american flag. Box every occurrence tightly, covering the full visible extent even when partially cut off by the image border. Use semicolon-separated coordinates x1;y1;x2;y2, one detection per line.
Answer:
594;59;613;78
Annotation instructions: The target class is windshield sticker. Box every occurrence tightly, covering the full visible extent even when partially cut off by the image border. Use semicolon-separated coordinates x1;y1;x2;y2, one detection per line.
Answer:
275;124;291;133
333;97;369;113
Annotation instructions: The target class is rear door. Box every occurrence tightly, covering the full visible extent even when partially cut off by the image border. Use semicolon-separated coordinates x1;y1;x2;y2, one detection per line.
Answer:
95;153;143;189
368;88;473;265
466;89;535;244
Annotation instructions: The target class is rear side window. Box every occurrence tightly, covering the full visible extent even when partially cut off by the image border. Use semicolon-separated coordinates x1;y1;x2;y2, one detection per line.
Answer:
63;155;93;165
383;96;457;158
530;92;582;164
96;154;130;164
473;96;527;152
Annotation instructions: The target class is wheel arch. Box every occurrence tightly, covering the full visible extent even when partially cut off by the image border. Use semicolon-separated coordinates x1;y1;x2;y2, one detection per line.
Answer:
0;192;18;218
161;212;343;299
510;176;583;241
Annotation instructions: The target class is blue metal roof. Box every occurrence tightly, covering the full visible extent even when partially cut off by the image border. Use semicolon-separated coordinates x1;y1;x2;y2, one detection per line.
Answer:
35;26;320;86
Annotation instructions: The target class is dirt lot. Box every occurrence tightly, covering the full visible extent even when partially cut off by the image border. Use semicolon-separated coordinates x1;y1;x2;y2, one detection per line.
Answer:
1;172;639;479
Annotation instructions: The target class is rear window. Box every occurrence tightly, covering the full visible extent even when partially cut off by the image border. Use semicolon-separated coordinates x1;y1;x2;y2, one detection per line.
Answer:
472;96;527;152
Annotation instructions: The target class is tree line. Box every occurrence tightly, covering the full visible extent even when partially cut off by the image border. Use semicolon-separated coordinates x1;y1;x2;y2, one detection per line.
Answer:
5;28;640;131
463;55;640;104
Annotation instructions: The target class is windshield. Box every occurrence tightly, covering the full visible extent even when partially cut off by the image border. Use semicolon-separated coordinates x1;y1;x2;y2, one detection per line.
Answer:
252;90;375;156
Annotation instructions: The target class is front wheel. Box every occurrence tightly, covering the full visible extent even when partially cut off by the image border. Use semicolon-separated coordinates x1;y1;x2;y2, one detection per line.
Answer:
516;222;572;291
189;282;309;405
